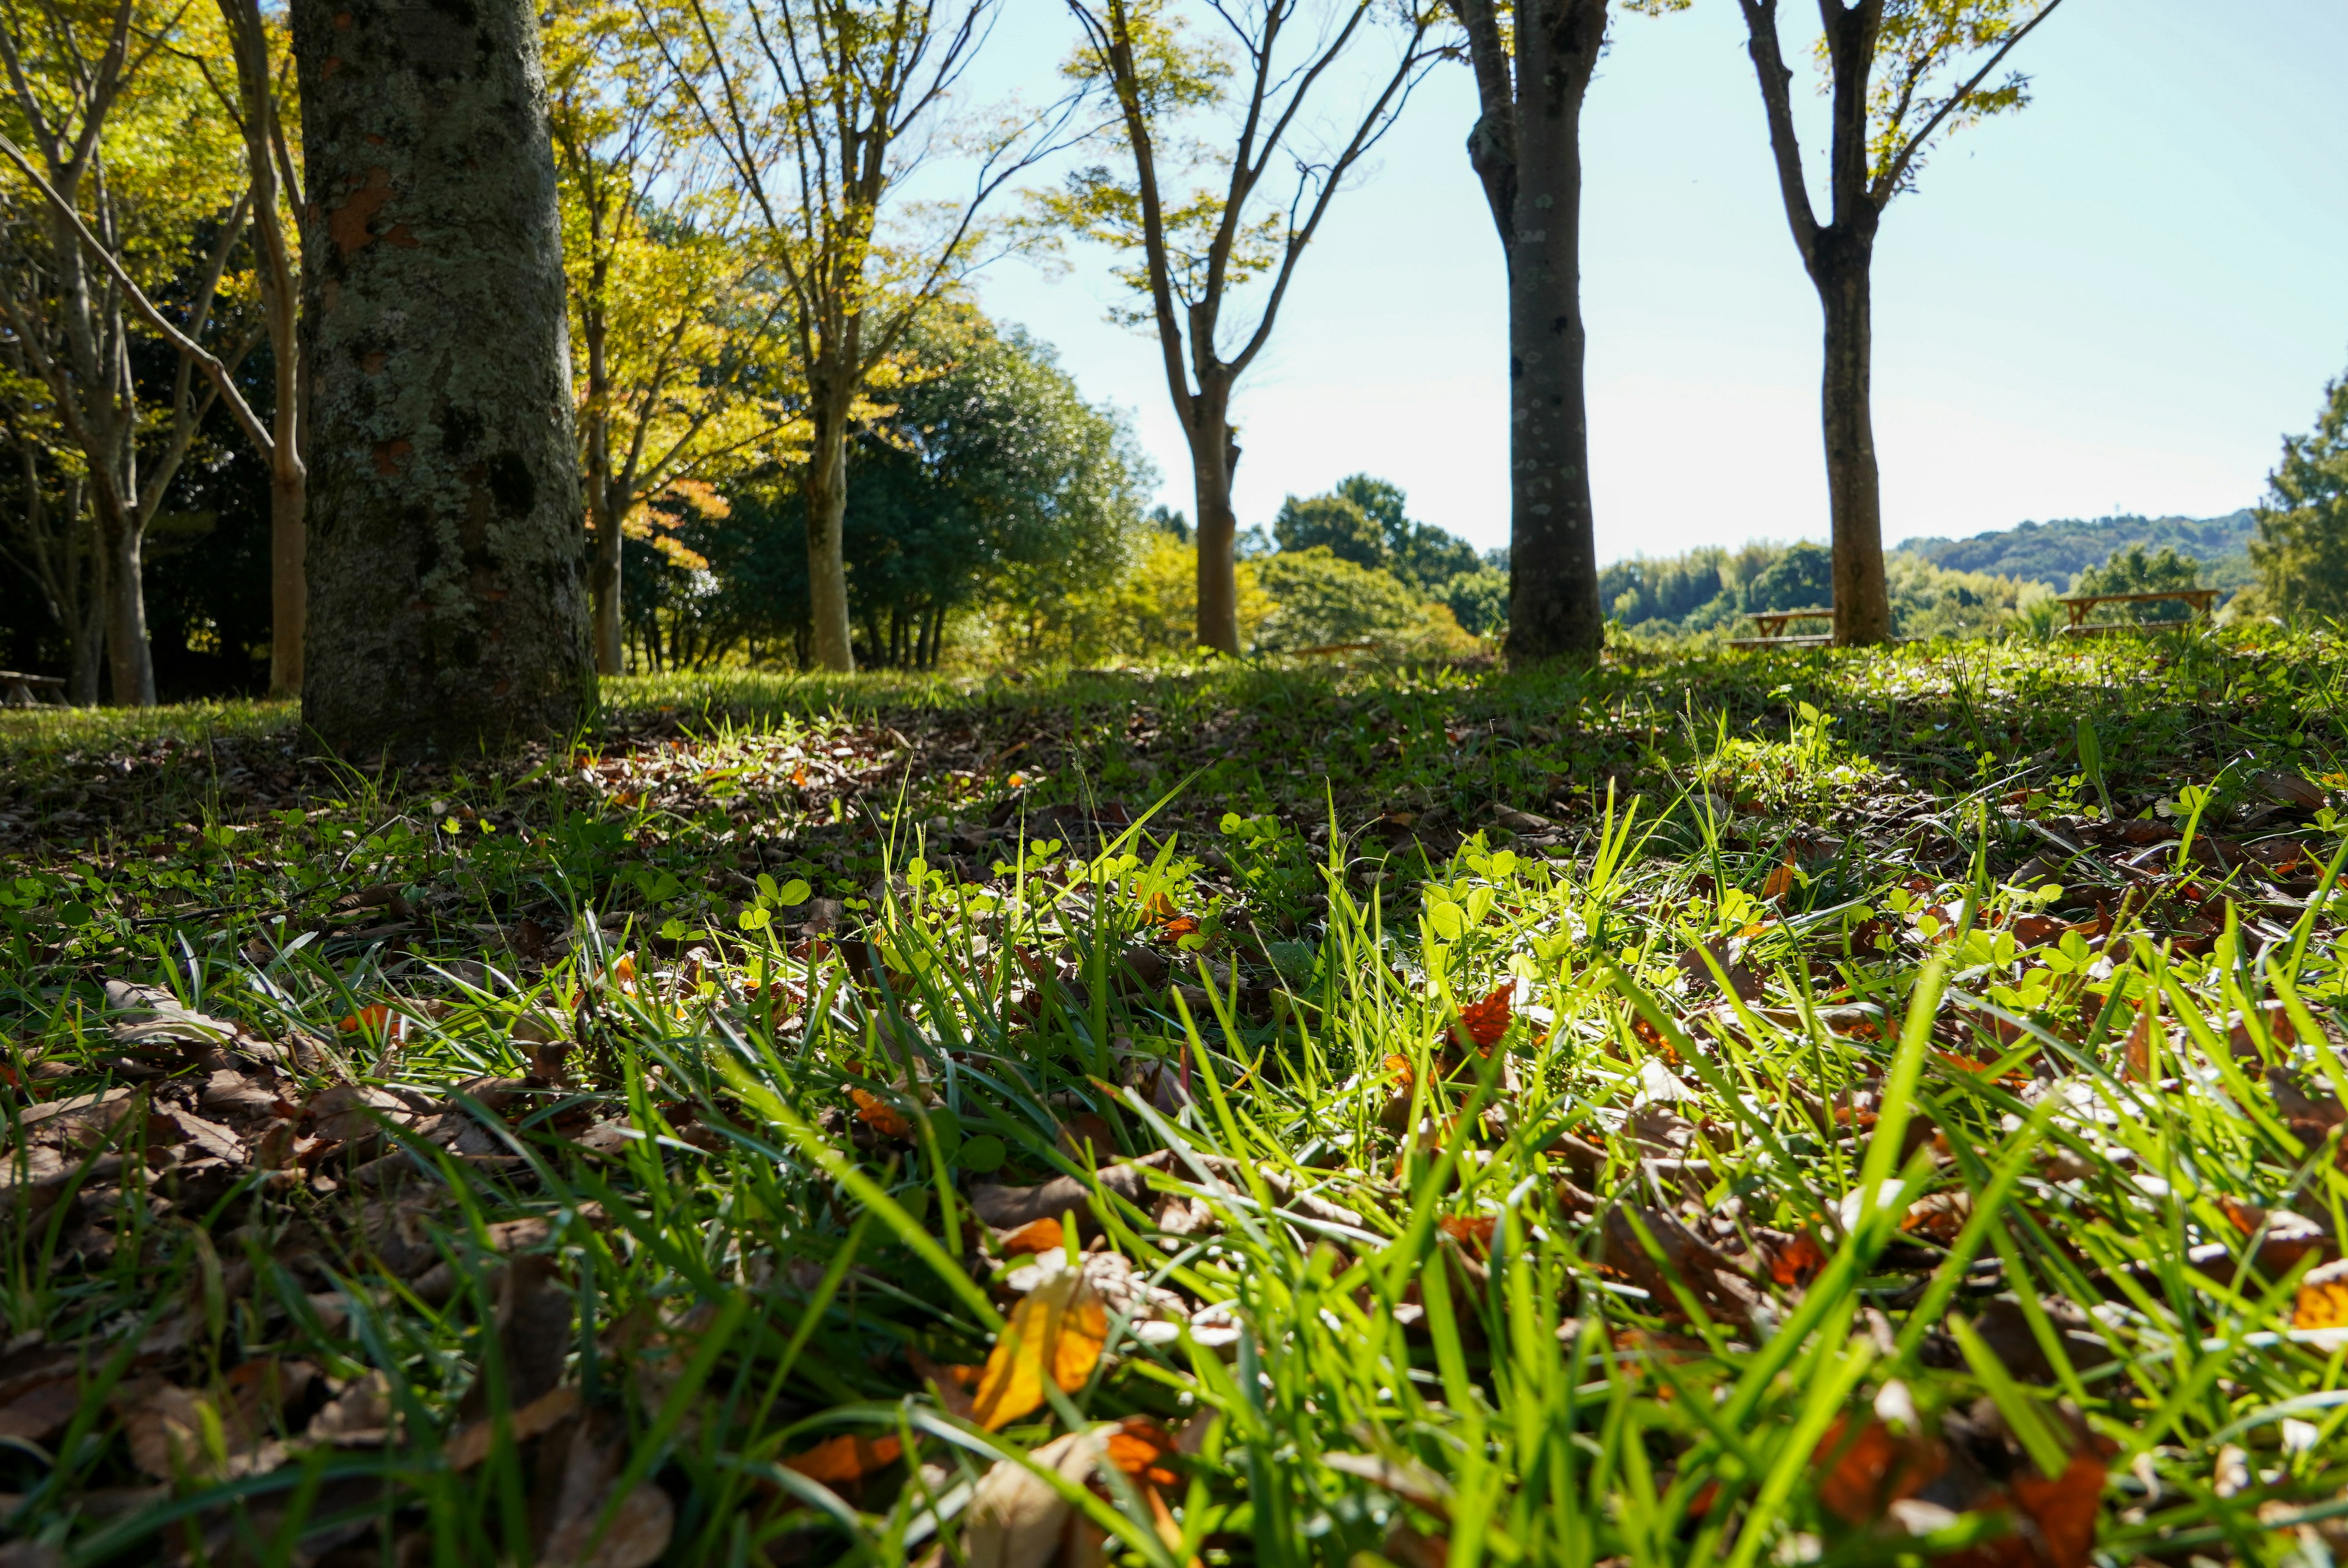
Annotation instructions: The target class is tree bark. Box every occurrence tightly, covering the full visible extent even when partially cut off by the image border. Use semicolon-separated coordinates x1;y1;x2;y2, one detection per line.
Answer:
583;312;624;676
1189;388;1240;655
1502;0;1606;662
1815;241;1891;644
270;458;306;696
97;488;154;705
1451;0;1606;664
804;390;855;672
290;0;596;758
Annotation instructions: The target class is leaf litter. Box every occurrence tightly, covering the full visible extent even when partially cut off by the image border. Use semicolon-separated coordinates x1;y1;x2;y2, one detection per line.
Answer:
1;638;2346;1562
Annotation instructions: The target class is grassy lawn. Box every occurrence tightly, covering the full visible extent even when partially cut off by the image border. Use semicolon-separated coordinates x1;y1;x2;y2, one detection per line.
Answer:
4;630;2347;1567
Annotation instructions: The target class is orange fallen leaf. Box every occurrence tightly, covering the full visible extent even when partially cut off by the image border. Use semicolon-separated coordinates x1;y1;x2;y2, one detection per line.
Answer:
1814;1416;1945;1526
1105;1416;1181;1487
337;1003;393;1036
969;1268;1107;1430
998;1216;1065;1257
1761;858;1798;902
2007;1451;2106;1568
849;1088;912;1140
1768;1232;1826;1289
1384;1053;1415;1087
791;763;809;787
784;1433;904;1485
2293;1259;2348;1330
1453;985;1512;1049
1440;1215;1496;1250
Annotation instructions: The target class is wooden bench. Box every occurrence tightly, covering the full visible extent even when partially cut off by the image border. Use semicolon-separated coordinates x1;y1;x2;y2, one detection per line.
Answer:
2058;588;2218;635
1730;607;1834;649
0;671;66;707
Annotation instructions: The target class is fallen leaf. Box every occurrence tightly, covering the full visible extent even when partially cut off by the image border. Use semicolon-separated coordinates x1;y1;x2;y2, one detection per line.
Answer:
2007;1451;2106;1568
534;1410;674;1568
969;1267;1108;1430
849;1088;912;1139
2293;1259;2348;1331
1104;1415;1180;1487
1453;985;1511;1049
446;1383;581;1471
962;1426;1109;1568
1439;1215;1496;1250
1814;1416;1946;1526
998;1217;1065;1257
336;1004;395;1037
1761;857;1798;902
783;1432;904;1484
1765;1231;1827;1289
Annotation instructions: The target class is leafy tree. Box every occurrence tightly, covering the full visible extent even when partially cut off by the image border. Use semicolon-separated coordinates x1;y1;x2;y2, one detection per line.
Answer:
1734;0;2069;646
622;318;1150;670
1440;565;1509;638
2072;543;2201;622
1272;493;1385;568
652;0;1075;672
546;0;795;676
2248;367;2348;622
0;0;256;704
1047;0;1439;655
1250;547;1474;656
1746;540;1834;612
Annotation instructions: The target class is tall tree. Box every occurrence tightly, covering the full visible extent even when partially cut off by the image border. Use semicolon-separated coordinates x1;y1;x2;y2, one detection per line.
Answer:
203;0;309;698
289;0;595;756
547;0;792;677
1735;0;2066;646
1051;0;1438;655
0;0;256;705
652;0;1072;672
1447;0;1607;660
2248;365;2348;622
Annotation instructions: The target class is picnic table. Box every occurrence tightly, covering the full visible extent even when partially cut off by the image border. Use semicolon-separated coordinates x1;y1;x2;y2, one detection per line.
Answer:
1730;607;1834;649
0;670;65;707
2057;588;2218;634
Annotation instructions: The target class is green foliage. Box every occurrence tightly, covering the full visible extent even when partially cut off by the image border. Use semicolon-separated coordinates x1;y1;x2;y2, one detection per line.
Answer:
1746;539;1833;610
2071;542;2204;622
1249;547;1474;655
1902;509;2256;589
1271;492;1385;568
623;318;1150;668
1440;564;1510;638
2249;367;2348;622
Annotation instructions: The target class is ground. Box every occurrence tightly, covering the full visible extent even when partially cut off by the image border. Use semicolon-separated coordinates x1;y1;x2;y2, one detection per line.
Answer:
2;630;2346;1567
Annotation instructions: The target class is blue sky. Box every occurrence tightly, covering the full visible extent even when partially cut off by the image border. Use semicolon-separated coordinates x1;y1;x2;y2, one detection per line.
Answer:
969;0;2348;561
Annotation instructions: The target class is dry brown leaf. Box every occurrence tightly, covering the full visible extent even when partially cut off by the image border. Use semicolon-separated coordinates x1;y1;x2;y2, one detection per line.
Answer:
0;1377;79;1443
2007;1451;2106;1568
446;1383;581;1471
849;1087;912;1139
961;1427;1110;1568
969;1267;1108;1430
1761;857;1798;902
534;1411;674;1568
1814;1416;1946;1526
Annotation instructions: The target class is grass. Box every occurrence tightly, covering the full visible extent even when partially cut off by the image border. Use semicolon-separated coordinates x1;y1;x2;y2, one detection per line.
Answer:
3;627;2347;1566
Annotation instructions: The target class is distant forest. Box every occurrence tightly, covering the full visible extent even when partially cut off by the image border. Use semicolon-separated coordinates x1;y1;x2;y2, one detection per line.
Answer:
1600;510;2257;639
1898;510;2258;590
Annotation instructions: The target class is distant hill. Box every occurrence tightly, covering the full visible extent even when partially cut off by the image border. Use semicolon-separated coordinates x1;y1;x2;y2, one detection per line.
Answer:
1893;510;2258;590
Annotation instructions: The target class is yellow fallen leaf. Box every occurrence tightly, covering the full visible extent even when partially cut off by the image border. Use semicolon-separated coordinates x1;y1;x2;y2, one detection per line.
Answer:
2293;1259;2348;1330
969;1267;1107;1430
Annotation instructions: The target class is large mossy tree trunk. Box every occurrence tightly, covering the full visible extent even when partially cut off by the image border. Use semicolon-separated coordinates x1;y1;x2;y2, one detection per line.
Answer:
290;0;594;758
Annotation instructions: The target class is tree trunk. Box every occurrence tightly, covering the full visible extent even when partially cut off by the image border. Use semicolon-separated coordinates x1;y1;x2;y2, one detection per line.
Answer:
1188;391;1240;655
1815;241;1891;646
804;391;855;672
98;491;154;705
269;457;306;697
583;314;625;676
290;0;595;759
1501;0;1606;663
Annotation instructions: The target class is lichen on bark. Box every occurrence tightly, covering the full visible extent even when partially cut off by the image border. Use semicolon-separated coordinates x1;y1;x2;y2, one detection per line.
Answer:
292;0;595;758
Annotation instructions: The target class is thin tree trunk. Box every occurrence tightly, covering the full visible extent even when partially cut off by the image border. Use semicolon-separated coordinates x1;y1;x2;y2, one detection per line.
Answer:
804;393;855;671
583;315;624;675
65;479;102;705
100;490;153;705
1817;248;1890;644
270;458;306;695
1501;0;1605;663
290;0;594;758
1189;388;1240;654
